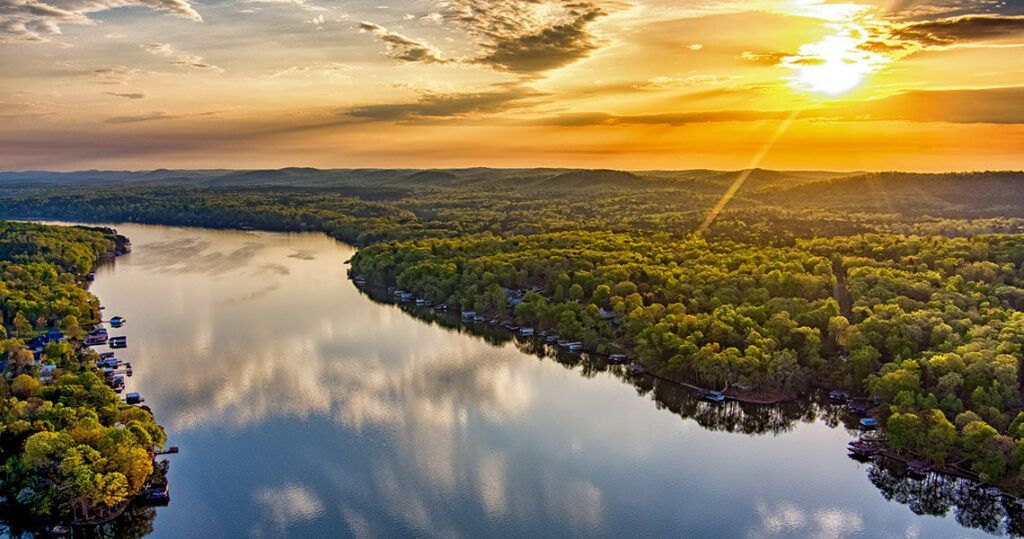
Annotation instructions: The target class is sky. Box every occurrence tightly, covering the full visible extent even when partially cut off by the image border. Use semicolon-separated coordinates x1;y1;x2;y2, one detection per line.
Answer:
1;0;1023;171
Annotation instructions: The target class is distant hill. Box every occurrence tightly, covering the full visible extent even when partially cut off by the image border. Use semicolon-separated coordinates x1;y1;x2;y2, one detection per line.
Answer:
1;169;1021;219
540;169;645;189
765;171;1024;217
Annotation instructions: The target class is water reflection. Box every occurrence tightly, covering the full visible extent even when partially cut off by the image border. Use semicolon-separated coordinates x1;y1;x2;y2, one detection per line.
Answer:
73;223;1014;538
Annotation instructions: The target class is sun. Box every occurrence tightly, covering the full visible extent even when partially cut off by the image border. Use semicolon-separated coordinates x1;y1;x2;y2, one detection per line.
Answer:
788;34;884;97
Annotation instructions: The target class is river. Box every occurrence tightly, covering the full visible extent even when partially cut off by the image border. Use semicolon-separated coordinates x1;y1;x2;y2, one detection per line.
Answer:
78;223;1011;538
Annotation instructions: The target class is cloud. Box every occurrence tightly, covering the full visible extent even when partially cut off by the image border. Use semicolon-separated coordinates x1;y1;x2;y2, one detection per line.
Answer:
93;66;150;84
531;86;1024;127
632;74;733;90
358;1;608;75
270;62;350;80
144;42;223;72
104;111;176;123
741;50;792;65
104;91;148;99
358;21;446;63
454;0;606;73
0;0;201;43
346;85;541;123
889;14;1024;47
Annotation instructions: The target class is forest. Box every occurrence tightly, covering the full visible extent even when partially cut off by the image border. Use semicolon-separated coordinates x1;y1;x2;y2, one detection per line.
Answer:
0;221;165;527
0;167;1023;491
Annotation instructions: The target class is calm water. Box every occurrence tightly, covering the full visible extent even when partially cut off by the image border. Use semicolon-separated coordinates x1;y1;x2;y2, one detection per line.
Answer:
76;223;1010;538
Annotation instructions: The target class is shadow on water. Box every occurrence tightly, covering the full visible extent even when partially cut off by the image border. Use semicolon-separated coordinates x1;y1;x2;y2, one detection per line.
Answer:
354;284;1024;537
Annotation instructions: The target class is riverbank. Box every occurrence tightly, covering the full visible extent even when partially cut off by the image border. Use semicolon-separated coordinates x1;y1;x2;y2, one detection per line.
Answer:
0;222;169;534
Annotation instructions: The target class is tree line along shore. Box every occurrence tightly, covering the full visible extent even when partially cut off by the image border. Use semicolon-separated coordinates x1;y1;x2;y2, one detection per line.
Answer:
0;221;166;532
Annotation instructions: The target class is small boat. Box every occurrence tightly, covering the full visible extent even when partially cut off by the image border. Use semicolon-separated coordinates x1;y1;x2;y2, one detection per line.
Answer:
848;440;881;458
608;354;628;364
545;335;559;344
143;483;170;505
46;525;70;536
126;392;144;405
84;334;108;346
985;487;1004;499
859;417;878;429
700;390;727;403
829;390;849;403
473;315;486;322
85;273;95;282
627;364;646;376
461;311;477;320
110;316;125;327
519;327;535;336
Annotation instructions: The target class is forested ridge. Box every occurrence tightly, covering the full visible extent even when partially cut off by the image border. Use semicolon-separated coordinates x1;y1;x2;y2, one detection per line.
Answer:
1;168;1024;492
0;222;165;529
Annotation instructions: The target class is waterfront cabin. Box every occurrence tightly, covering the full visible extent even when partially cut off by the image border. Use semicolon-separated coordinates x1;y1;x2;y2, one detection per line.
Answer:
829;390;849;403
848;398;871;415
125;392;144;405
700;390;727;403
39;364;57;383
859;417;878;429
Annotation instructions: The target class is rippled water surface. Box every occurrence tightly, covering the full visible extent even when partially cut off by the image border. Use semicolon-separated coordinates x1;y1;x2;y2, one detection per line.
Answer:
81;223;1004;538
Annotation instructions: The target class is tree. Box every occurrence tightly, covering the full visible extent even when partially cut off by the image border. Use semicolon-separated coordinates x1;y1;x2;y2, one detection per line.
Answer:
922;409;957;465
12;311;32;337
11;373;40;398
887;412;921;452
